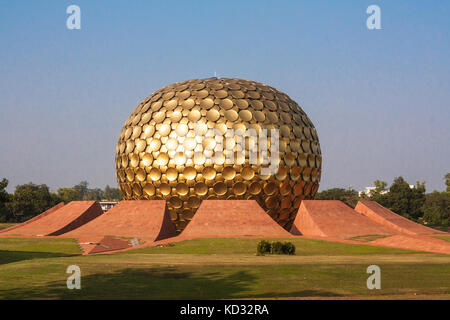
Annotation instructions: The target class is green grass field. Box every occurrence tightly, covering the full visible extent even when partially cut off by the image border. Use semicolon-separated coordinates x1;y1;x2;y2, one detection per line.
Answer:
0;223;18;230
0;237;449;299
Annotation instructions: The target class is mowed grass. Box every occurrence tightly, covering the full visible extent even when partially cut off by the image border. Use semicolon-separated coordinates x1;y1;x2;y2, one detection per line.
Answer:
0;238;81;265
125;238;420;255
0;237;449;299
0;223;18;230
436;235;450;242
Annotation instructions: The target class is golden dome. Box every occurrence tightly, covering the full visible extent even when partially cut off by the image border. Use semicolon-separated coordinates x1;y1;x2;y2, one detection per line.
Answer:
115;78;322;232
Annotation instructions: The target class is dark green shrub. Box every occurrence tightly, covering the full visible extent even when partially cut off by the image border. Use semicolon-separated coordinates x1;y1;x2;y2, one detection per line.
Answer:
256;240;271;255
257;240;296;255
271;241;284;254
282;242;296;255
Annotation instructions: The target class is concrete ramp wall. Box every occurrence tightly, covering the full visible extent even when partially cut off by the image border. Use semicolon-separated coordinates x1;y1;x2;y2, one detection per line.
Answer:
355;201;444;235
63;200;177;242
180;200;292;238
290;200;396;238
0;201;103;236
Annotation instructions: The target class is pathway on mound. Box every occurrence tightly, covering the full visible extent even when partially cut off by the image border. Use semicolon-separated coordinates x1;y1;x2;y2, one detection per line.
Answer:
290;200;397;238
0;201;102;236
355;201;445;235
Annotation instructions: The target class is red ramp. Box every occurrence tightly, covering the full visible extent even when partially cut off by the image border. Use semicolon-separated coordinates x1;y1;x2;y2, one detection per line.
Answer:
0;202;65;234
63;200;177;242
0;201;103;236
180;200;292;239
369;235;450;254
290;200;396;238
355;201;445;235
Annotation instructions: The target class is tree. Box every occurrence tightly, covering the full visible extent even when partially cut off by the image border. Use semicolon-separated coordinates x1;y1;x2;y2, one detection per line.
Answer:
372;177;426;221
0;178;9;203
74;181;89;200
104;185;122;200
445;173;450;192
57;187;80;202
314;187;360;207
0;178;11;222
422;191;449;226
85;188;104;201
7;183;59;222
373;180;387;193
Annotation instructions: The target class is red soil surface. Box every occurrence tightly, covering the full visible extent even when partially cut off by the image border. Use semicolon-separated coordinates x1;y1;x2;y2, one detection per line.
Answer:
179;200;292;239
0;202;65;234
290;200;396;238
62;200;177;242
355;200;445;235
369;234;450;254
0;201;102;236
77;236;132;255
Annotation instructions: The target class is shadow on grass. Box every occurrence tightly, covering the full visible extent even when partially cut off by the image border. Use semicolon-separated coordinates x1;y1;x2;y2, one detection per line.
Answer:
0;267;339;300
0;250;77;265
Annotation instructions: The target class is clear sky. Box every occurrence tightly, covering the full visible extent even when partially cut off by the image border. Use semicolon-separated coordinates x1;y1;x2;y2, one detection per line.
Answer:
0;0;449;193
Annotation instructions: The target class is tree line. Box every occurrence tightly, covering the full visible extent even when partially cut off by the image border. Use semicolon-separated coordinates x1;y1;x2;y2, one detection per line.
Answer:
0;179;122;223
315;174;450;228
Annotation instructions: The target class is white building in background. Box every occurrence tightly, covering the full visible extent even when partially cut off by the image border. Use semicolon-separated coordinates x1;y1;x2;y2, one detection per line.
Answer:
358;185;415;197
99;201;118;212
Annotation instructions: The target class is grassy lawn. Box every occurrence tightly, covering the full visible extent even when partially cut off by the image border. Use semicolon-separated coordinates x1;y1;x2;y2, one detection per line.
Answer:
347;235;390;242
125;238;421;255
0;238;81;265
0;223;18;230
0;237;448;299
436;235;450;242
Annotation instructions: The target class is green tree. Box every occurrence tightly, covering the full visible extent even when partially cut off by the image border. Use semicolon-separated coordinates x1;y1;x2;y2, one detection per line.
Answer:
57;187;80;202
74;181;89;200
104;185;122;200
0;178;11;222
85;188;104;201
372;177;426;221
445;173;450;192
422;191;449;227
7;183;59;222
314;187;360;207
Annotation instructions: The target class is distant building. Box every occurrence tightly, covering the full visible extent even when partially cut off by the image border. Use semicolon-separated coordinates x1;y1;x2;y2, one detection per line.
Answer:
358;185;415;197
99;201;118;212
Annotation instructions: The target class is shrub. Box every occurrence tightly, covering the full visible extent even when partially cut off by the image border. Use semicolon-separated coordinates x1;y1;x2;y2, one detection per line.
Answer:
256;240;296;255
271;241;284;254
256;240;271;255
282;242;296;255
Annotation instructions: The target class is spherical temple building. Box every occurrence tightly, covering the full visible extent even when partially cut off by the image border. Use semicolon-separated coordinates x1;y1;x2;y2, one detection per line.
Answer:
115;78;322;232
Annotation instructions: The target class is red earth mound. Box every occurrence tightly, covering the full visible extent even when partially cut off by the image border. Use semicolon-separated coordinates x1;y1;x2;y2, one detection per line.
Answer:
0;202;65;234
355;200;445;235
0;201;103;236
179;200;292;239
369;234;450;254
62;200;177;242
290;200;396;238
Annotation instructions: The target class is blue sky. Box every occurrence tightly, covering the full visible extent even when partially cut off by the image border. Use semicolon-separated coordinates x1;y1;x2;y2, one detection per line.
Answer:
0;0;449;192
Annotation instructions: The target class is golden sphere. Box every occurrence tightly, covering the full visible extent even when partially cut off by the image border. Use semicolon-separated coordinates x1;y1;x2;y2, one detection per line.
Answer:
115;78;322;232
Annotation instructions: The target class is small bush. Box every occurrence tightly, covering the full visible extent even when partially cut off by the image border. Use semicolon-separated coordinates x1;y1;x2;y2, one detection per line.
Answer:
256;240;271;255
282;242;296;255
271;241;284;254
256;240;296;255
